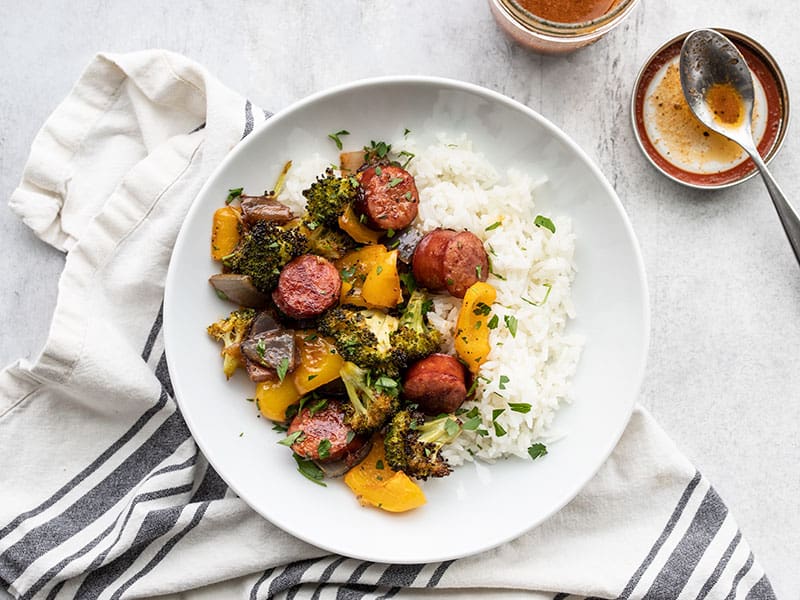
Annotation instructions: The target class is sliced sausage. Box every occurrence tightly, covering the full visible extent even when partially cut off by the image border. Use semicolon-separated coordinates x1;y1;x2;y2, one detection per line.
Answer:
288;400;366;463
442;231;489;298
272;255;341;319
402;353;468;415
411;229;457;291
240;195;294;224
354;165;419;231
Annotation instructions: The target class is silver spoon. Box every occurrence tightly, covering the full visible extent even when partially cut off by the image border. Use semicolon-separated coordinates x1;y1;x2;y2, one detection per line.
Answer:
679;28;800;264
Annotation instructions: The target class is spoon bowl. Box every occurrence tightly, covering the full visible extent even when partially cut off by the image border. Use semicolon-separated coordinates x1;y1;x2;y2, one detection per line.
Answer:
680;29;800;265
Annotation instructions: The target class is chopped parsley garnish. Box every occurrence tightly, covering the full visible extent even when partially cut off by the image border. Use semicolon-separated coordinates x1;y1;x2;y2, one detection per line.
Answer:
473;302;492;316
376;459;384;470
499;375;510;390
399;272;417;293
349;176;359;187
386;228;395;238
446;277;454;286
475;265;482;279
404;191;412;200
317;439;332;460
387;177;403;188
308;398;328;415
365;140;391;162
256;339;266;359
462;413;481;430
487;314;499;329
327;129;350;150
278;431;304;446
527;443;548;460
375;166;383;176
214;289;229;301
534;215;556;233
293;453;327;486
504;315;518;337
226;187;243;204
398;150;415;169
522;283;553;307
474;321;482;330
490;268;506;281
403;127;411;137
339;265;356;283
509;402;531;413
304;332;319;342
485;221;501;231
376;265;383;275
493;422;507;437
492;408;504;421
276;357;290;382
272;423;288;433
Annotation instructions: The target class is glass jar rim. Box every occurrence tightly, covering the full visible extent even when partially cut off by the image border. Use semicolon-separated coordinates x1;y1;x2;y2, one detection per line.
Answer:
501;0;639;36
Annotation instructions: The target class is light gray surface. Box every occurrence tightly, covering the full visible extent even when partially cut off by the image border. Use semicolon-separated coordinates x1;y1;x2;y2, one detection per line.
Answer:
1;1;797;598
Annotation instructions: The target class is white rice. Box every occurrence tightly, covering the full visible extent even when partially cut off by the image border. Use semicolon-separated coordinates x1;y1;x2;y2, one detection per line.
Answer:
279;135;583;465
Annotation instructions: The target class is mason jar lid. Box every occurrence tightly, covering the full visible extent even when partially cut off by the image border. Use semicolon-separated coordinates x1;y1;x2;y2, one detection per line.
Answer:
631;29;790;189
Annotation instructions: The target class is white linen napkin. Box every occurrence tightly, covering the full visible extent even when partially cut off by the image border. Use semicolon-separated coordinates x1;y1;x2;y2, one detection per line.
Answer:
0;50;777;600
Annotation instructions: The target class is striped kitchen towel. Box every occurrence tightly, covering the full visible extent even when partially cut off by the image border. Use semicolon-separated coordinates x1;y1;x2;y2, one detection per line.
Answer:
0;50;776;600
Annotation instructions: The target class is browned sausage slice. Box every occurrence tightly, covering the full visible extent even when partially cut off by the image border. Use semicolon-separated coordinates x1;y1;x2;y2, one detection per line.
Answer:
411;229;457;291
443;232;489;298
287;400;365;463
272;255;341;319
354;165;419;230
402;353;468;415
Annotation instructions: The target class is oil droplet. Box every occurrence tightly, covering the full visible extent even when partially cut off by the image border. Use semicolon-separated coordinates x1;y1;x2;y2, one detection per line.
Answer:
706;83;744;126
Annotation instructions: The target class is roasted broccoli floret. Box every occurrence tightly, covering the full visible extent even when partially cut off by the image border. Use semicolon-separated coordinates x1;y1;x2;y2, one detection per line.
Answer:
390;290;441;362
222;220;307;292
383;410;462;480
317;306;406;377
302;168;360;228
206;308;256;379
299;218;356;260
339;361;400;433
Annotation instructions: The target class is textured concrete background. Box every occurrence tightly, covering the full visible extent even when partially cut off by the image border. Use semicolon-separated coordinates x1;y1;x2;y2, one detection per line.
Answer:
1;1;797;597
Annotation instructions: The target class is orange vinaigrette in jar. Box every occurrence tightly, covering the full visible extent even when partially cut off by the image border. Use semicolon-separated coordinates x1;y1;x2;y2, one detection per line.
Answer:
516;0;617;23
489;0;640;54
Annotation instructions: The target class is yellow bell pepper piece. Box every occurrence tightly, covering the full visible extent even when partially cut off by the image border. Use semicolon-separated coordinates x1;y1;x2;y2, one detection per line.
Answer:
293;333;344;395
256;377;301;422
344;436;426;513
210;206;241;260
339;204;382;244
336;245;403;309
454;281;497;374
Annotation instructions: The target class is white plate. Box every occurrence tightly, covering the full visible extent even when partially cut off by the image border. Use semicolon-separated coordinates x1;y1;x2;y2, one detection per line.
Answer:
164;77;649;564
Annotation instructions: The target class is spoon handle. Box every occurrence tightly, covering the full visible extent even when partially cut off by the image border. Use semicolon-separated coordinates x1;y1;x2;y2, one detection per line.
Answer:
748;151;800;266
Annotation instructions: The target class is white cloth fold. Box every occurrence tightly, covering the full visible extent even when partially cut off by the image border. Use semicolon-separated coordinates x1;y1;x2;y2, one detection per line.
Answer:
0;50;776;600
